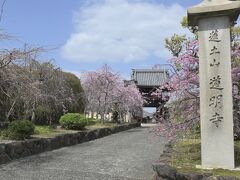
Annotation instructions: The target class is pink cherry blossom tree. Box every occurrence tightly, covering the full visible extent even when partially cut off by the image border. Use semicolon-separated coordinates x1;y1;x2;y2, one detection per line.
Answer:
82;64;143;123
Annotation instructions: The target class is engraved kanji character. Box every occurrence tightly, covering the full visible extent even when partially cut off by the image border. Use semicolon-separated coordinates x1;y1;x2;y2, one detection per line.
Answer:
209;30;221;42
209;76;224;90
210;59;220;67
210;46;220;55
209;94;223;108
210;113;223;128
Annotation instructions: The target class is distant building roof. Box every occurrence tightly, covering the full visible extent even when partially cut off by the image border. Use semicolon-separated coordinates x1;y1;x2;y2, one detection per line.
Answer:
131;69;169;87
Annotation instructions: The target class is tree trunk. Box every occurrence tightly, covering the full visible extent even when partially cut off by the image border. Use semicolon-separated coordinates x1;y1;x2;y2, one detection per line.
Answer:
31;101;36;123
91;111;93;118
101;113;105;124
6;99;17;121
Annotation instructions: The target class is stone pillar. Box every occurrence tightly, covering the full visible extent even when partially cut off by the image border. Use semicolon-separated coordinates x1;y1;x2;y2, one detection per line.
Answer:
188;0;240;169
199;16;234;169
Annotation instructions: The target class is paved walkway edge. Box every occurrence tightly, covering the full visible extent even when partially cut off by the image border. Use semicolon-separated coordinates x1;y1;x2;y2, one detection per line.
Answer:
0;123;141;165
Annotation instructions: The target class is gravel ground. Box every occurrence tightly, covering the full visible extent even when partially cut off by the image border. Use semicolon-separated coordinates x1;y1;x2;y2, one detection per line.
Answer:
0;126;165;180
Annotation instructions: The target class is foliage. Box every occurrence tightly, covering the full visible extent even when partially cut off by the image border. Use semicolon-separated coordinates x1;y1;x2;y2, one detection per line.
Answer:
6;120;35;140
165;34;186;57
180;16;198;34
63;72;85;113
82;64;143;123
59;113;87;130
34;105;52;125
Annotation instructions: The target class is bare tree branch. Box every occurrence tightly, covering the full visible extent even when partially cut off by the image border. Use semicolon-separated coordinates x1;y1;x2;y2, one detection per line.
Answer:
0;0;6;22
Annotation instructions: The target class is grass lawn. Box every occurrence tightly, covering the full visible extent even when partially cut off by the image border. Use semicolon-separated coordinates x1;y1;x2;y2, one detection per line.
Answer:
171;139;240;177
33;125;78;138
33;120;119;138
85;121;118;130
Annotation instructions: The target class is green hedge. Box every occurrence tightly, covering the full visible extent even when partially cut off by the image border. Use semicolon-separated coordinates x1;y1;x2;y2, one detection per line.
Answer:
59;113;88;130
6;120;35;140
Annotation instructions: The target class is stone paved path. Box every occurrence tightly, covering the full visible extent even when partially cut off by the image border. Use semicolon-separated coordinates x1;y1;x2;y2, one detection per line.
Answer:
0;126;165;180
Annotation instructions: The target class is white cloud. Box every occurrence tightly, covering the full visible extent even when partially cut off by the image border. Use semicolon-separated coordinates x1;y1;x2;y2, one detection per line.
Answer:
62;0;189;63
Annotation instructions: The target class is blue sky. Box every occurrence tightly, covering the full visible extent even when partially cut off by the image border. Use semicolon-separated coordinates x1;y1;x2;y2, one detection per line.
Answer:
0;0;201;79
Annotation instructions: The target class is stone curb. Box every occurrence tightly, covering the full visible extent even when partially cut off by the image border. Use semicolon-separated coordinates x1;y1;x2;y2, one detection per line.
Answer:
0;122;141;165
152;142;240;180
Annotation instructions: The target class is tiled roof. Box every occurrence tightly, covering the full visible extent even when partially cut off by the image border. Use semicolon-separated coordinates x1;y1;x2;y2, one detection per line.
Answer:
131;69;169;87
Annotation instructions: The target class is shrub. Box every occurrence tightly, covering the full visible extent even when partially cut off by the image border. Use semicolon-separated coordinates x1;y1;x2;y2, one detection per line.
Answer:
35;105;52;125
0;129;9;139
7;120;35;140
59;113;87;130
